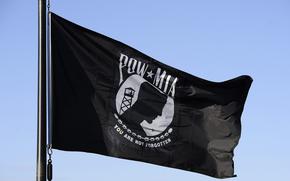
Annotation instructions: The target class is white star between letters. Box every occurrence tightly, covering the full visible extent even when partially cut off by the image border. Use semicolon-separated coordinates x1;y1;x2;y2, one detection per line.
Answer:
146;70;154;78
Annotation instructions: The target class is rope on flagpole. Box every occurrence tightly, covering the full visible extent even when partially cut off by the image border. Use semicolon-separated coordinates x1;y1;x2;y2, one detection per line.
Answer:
47;144;53;181
47;1;53;180
48;0;50;11
47;0;52;147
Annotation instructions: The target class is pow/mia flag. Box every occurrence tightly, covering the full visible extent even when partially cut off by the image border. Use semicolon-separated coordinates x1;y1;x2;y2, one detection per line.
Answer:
51;12;252;178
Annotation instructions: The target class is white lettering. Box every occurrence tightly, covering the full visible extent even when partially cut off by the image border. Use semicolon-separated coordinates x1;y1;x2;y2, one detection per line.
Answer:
136;61;148;77
163;75;171;93
127;58;137;74
119;53;129;85
153;68;166;89
168;77;178;97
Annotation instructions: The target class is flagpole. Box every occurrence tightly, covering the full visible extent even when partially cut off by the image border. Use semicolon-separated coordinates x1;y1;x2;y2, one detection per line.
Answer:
36;0;47;181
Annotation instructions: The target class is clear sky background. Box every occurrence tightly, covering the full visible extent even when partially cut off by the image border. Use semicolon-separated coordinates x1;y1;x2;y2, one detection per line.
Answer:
0;0;290;181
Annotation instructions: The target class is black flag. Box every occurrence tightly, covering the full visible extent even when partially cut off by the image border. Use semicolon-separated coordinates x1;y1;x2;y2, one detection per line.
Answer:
51;12;252;178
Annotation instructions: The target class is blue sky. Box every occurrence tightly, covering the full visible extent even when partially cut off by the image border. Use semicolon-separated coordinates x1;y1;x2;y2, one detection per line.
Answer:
1;0;290;180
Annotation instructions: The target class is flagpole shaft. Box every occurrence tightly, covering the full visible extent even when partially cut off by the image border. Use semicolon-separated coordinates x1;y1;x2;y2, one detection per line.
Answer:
36;0;47;181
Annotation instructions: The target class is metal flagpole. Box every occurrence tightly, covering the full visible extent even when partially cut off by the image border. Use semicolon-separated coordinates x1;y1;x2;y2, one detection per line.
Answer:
36;0;47;181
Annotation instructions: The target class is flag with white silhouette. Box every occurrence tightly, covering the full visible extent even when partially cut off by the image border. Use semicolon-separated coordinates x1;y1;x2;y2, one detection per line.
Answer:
51;12;252;178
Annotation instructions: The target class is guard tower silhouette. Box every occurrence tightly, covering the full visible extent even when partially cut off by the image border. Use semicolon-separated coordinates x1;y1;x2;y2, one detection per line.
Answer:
119;87;135;115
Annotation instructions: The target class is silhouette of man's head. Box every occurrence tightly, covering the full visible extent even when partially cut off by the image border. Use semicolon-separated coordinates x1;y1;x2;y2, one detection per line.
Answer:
120;82;167;135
